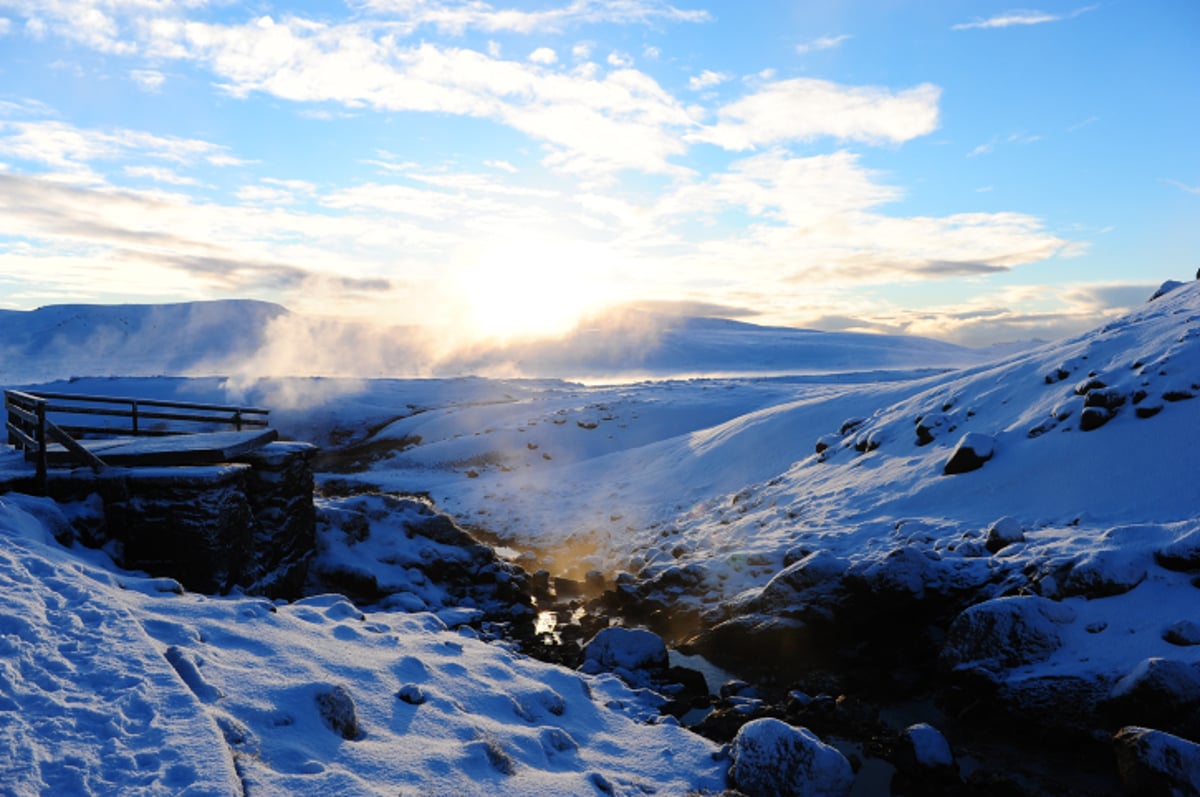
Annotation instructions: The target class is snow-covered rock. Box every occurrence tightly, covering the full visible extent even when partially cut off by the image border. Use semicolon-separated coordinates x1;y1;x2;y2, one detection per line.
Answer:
579;627;669;686
942;432;995;475
985;516;1025;553
1106;658;1200;734
1112;726;1200;796
728;717;854;797
942;596;1076;671
901;722;955;769
1060;548;1148;598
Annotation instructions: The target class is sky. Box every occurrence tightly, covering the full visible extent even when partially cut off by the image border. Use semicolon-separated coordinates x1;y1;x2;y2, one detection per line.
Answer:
0;0;1196;347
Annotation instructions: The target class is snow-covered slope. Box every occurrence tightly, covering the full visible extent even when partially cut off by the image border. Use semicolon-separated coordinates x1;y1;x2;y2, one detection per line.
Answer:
0;494;726;795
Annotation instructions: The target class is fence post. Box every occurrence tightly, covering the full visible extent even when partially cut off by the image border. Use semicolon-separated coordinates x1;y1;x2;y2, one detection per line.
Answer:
234;410;242;431
34;399;47;494
132;401;139;435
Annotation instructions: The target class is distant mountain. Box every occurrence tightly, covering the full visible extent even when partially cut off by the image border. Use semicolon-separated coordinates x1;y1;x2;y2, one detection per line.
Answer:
1;299;990;383
0;300;289;383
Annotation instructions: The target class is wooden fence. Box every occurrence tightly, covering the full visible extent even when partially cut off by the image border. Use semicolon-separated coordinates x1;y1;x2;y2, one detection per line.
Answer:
4;389;270;489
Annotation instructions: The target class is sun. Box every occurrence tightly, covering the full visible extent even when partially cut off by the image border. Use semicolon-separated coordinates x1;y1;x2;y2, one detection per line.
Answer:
452;237;620;343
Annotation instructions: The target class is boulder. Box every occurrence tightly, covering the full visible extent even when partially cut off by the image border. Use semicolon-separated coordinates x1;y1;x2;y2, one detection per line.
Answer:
1155;527;1200;571
1112;726;1200;796
1164;620;1200;647
1106;658;1200;733
943;433;995;475
1079;406;1114;431
728;717;854;797
984;517;1025;554
315;684;360;740
845;546;938;601
942;596;1075;671
914;413;949;446
758;550;848;609
579;627;669;686
1060;549;1147;598
899;722;955;770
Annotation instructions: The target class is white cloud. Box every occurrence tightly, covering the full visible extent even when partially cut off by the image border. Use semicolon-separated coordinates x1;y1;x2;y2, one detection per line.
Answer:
643;45;660;60
968;142;993;158
349;0;711;35
688;70;730;91
689;78;940;151
485;159;518;173
795;33;851;54
1161;178;1200;195
571;42;592;59
487;40;501;57
607;51;633;67
0;17;12;36
130;69;166;91
953;5;1098;30
124;165;200;186
529;46;557;65
0;119;230;171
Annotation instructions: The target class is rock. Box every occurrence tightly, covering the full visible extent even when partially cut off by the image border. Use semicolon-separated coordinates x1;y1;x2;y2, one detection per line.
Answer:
1079;405;1115;431
689;615;816;670
728;717;854;797
1150;280;1185;301
899;723;955;770
579;627;669;686
1164;621;1200;647
1113;726;1200;796
758;550;848;609
1083;387;1127;410
845;546;938;601
315;684;360;740
1106;658;1200;732
1060;549;1147;598
815;434;839;455
1155;528;1200;571
915;413;950;446
396;684;427;705
838;418;865;435
984;517;1025;554
943;433;995;475
942;596;1075;671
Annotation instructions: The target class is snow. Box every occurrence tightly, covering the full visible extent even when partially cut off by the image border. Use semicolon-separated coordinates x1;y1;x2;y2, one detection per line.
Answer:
3;280;1200;792
0;499;727;795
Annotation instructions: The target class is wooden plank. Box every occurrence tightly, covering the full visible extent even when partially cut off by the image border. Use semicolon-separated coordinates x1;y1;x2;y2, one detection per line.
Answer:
45;405;268;427
5;421;36;451
30;391;270;415
44;420;106;473
6;403;39;427
67;428;280;467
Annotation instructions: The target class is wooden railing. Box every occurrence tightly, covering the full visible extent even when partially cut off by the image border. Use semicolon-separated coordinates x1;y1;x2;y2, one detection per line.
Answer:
4;389;270;489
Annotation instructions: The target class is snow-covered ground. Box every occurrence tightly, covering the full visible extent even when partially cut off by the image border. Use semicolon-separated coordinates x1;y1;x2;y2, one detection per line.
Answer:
3;281;1199;793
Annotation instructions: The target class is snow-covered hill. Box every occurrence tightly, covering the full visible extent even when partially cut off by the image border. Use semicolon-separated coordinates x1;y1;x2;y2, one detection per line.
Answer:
0;299;989;383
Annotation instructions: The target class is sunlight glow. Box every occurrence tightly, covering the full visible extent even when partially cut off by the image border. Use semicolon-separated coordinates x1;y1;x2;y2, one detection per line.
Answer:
452;237;622;342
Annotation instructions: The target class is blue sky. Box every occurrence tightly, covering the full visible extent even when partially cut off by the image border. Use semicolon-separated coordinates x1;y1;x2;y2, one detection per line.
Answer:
0;0;1196;346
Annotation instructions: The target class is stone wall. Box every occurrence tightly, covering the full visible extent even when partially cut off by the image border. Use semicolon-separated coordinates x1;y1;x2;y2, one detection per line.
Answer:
38;441;318;597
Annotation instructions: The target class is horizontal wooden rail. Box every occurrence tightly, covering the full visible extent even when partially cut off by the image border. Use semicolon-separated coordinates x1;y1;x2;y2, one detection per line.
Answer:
5;388;274;493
